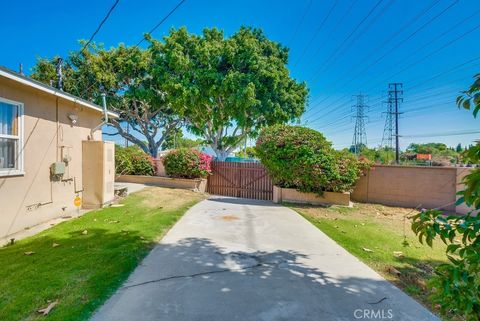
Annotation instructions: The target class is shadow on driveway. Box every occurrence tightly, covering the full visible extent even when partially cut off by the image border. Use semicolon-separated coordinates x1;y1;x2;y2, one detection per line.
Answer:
92;236;438;321
207;196;281;207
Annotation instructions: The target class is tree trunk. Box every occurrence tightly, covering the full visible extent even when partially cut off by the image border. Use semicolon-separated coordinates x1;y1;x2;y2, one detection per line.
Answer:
214;149;230;161
148;145;158;158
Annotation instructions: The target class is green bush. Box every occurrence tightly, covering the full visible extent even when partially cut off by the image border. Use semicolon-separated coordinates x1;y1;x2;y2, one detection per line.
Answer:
162;148;212;179
115;146;155;176
329;151;367;192
256;125;369;193
411;74;480;320
235;146;257;159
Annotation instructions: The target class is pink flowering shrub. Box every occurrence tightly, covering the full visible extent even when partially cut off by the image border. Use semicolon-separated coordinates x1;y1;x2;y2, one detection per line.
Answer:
198;152;212;174
163;148;213;179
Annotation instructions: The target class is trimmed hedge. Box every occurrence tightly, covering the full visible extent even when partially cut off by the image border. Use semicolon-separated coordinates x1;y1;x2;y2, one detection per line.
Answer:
115;146;155;176
163;148;212;179
256;125;369;193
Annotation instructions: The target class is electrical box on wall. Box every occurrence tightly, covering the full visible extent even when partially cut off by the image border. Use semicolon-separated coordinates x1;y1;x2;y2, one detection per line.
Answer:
82;141;115;209
50;162;66;175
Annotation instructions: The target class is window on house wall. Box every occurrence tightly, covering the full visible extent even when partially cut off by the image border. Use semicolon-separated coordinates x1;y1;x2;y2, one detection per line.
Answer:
0;97;24;176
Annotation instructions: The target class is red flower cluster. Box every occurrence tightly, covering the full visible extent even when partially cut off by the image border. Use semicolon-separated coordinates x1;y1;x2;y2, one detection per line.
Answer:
163;148;213;179
197;151;213;174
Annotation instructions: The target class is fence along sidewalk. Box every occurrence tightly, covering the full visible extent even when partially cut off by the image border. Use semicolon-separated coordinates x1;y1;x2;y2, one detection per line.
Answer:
207;161;273;200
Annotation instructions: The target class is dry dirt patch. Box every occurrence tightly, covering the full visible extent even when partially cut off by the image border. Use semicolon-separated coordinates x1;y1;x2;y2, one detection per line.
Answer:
137;187;206;210
294;202;421;237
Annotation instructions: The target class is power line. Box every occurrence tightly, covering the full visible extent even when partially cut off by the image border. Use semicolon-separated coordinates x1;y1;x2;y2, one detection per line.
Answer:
309;0;384;79
308;0;445;95
304;0;359;69
305;2;471;130
324;95;458;137
340;0;458;90
305;0;458;115
363;0;441;61
402;129;480;138
403;100;456;114
293;0;338;67
136;0;186;46
288;0;313;47
316;111;352;129
400;7;480;61
80;0;120;53
322;95;460;145
306;98;352;124
321;98;459;139
80;0;186;98
349;0;459;81
385;21;480;82
303;0;438;114
305;54;480;127
321;0;396;74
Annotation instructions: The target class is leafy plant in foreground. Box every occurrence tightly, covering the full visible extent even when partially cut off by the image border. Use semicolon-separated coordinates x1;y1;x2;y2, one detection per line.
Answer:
411;73;480;320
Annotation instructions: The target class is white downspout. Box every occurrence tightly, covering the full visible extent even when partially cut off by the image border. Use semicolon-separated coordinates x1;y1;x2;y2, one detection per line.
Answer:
90;93;108;140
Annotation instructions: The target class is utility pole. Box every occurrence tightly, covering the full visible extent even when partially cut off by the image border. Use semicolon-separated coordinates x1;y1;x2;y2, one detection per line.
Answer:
173;130;176;149
125;123;129;147
388;83;403;164
56;57;63;91
351;94;368;155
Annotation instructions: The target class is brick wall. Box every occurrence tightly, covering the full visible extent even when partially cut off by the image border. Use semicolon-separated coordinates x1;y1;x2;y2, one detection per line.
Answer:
352;165;472;212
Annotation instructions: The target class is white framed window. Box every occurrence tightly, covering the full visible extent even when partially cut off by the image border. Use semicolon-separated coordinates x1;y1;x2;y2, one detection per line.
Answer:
0;97;24;176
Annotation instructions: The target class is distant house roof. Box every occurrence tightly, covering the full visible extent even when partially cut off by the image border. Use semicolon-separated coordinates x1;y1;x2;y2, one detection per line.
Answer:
0;66;118;118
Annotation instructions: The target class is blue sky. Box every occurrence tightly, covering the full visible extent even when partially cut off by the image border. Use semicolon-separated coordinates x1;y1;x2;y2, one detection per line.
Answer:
1;0;479;150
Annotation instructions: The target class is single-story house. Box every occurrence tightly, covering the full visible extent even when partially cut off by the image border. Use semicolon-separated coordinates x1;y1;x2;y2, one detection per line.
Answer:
0;66;118;241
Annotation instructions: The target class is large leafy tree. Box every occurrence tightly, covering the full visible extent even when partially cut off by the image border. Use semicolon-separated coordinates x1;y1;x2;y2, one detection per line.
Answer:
411;73;480;320
346;146;395;164
406;142;457;157
31;44;181;157
149;27;308;160
161;128;203;150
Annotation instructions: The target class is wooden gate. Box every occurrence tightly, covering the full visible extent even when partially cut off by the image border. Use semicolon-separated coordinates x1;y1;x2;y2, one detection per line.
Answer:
207;161;273;200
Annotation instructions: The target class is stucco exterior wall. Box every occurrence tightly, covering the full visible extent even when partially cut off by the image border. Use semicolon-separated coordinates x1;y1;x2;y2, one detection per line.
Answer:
0;76;103;240
352;165;472;212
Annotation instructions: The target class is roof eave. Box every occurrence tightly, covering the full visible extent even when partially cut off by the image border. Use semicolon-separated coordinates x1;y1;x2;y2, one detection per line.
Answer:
0;66;119;118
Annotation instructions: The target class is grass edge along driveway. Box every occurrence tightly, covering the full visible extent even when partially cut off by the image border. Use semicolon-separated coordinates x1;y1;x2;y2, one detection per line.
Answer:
289;203;454;320
0;187;205;321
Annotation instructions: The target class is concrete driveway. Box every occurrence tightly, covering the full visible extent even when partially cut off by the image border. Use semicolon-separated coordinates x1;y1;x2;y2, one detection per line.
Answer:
91;197;439;321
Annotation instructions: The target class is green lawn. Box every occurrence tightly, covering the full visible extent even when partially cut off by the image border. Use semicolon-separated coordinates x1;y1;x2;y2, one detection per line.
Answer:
0;187;205;321
290;202;450;317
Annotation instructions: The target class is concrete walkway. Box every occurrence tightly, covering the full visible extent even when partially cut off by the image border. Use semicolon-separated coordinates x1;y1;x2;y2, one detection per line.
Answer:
114;182;148;195
91;197;439;321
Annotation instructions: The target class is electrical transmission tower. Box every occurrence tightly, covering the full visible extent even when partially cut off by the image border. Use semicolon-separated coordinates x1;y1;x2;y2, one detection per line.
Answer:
381;95;394;150
381;83;403;163
351;94;368;155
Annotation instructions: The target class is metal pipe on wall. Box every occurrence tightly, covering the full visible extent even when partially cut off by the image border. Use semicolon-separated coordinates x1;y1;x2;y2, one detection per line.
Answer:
90;93;108;140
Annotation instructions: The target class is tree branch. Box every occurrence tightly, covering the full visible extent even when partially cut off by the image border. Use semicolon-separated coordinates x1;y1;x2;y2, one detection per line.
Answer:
109;119;149;154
